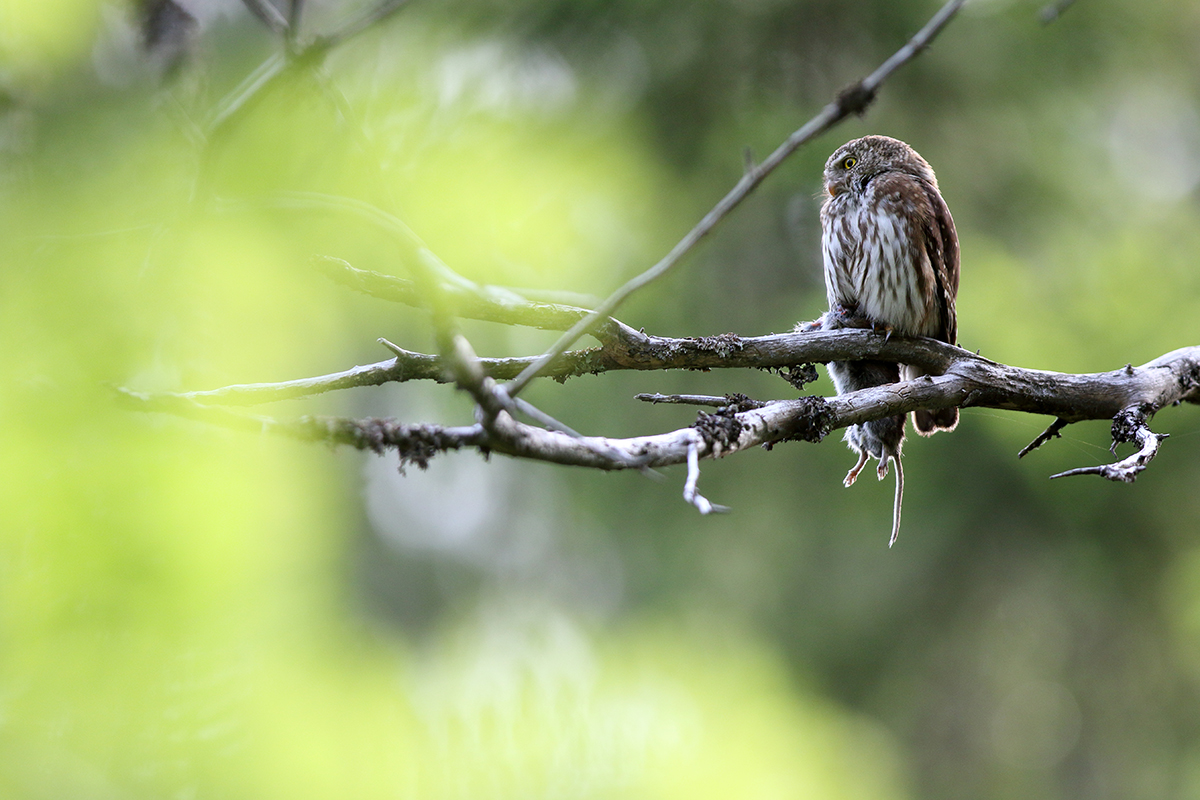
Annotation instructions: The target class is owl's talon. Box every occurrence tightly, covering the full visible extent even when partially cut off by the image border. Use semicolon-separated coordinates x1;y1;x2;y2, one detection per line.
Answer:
827;304;876;331
844;450;869;487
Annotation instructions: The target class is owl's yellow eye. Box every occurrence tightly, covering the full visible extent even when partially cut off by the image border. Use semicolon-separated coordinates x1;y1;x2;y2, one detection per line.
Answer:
841;156;858;169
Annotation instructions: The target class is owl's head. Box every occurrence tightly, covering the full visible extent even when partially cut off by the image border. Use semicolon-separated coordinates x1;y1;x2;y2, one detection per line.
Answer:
823;135;937;197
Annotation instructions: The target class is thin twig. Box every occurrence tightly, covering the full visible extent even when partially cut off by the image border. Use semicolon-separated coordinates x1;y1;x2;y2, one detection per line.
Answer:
501;0;968;400
1050;405;1169;482
683;433;730;514
510;397;582;437
116;387;487;460
1017;417;1069;459
1050;429;1167;482
636;393;738;407
441;334;599;461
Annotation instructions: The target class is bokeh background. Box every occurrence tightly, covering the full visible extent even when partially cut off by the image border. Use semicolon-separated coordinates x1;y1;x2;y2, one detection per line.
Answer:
3;0;1200;797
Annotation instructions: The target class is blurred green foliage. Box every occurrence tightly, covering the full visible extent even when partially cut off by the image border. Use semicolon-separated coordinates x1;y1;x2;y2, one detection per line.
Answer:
3;0;1200;798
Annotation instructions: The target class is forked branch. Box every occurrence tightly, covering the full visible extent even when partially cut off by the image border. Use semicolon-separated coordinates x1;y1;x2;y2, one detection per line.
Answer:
123;335;1200;486
1049;405;1170;482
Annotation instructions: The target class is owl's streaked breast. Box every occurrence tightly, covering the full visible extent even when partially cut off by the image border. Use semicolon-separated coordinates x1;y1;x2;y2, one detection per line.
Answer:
820;181;935;336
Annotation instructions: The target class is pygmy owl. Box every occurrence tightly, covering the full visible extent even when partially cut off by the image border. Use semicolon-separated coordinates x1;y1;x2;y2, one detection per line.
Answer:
819;135;960;545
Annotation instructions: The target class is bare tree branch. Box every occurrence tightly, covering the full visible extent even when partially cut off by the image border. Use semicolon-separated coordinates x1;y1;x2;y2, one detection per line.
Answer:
126;340;1200;485
153;316;1200;419
158;328;952;406
1018;417;1068;458
635;393;765;409
116;387;487;469
1050;405;1169;482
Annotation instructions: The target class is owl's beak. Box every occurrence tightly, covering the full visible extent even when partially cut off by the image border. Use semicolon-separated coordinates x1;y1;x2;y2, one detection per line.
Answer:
826;182;840;197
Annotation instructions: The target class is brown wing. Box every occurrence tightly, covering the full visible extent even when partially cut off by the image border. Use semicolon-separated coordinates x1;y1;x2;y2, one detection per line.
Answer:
911;178;960;435
919;178;959;346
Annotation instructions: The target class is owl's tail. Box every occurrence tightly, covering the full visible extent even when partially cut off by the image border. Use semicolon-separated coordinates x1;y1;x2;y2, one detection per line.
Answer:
901;364;959;435
914;407;959;435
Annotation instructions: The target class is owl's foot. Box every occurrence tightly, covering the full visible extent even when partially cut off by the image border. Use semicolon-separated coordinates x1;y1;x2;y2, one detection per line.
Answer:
827;304;873;330
827;306;894;338
843;450;870;487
